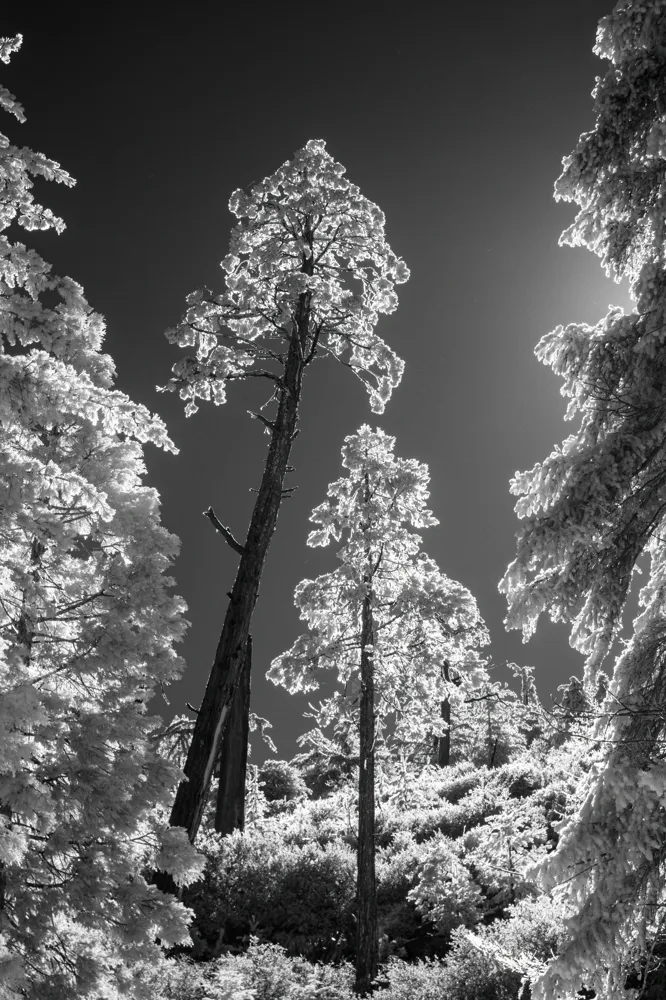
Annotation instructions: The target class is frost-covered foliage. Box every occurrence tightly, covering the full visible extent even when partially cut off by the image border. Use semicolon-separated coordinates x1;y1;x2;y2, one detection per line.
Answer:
155;940;356;1000
154;628;577;993
501;0;666;675
178;733;580;966
188;827;357;959
370;896;563;1000
154;713;196;771
439;896;565;1000
289;726;359;798
267;429;524;990
164;139;409;416
500;2;666;996
533;624;666;999
441;664;542;770
0;37;202;999
154;899;563;1000
258;759;310;803
407;833;484;933
269;425;488;744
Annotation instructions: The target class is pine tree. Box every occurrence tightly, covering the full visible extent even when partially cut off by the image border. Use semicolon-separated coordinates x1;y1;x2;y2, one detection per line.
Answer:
500;0;666;675
268;426;487;993
0;36;201;998
499;3;666;995
164;140;409;842
436;662;537;770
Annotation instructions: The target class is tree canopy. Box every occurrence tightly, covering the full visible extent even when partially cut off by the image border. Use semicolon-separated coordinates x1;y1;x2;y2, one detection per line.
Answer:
165;138;409;417
0;34;201;999
269;425;488;750
500;0;666;677
500;3;666;995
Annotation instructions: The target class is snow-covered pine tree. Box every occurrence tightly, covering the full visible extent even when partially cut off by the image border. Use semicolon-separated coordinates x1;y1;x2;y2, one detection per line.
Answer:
0;35;201;999
409;659;539;770
450;666;537;770
164;140;409;842
268;425;488;994
499;3;666;996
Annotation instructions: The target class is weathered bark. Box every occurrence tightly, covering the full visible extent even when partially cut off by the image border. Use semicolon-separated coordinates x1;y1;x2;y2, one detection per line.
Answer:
437;698;451;767
169;255;314;844
487;699;499;768
0;802;10;914
489;734;500;769
214;636;251;835
356;515;378;995
437;660;451;767
1;542;42;908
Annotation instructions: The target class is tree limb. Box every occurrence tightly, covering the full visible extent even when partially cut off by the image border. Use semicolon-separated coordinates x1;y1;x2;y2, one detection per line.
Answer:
248;410;276;432
203;507;246;556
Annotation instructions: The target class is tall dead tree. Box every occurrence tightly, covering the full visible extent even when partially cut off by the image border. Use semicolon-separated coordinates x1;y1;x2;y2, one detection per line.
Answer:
214;636;251;835
164;140;409;842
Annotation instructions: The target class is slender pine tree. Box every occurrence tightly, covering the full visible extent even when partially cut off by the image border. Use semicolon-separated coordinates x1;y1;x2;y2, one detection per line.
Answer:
269;426;487;993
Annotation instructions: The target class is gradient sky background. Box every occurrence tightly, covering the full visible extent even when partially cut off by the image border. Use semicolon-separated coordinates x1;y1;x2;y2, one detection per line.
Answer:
4;1;634;761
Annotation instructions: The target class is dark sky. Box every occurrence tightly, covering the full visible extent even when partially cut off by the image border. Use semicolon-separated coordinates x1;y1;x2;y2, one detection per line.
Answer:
5;1;633;762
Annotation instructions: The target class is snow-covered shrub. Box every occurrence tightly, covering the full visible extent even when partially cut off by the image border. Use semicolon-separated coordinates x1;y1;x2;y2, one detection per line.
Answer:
433;762;483;804
406;779;498;842
440;896;564;1000
408;833;484;934
263;788;354;848
184;738;579;974
156;942;355;1000
259;759;310;803
375;830;428;943
210;940;355;1000
377;830;425;905
153;959;210;1000
378;957;451;1000
494;757;545;799
191;829;356;957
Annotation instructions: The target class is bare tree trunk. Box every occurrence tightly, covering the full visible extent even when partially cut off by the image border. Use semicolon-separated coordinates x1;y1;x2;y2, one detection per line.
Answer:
1;542;42;908
437;660;451;768
169;272;313;844
214;636;251;835
437;698;451;767
0;802;10;915
356;513;378;995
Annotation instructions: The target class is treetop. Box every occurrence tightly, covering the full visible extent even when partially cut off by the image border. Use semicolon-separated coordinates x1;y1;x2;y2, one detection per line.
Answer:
165;140;409;415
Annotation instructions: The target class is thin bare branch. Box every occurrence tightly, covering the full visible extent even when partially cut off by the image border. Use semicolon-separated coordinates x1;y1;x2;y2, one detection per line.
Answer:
203;507;246;556
248;410;276;433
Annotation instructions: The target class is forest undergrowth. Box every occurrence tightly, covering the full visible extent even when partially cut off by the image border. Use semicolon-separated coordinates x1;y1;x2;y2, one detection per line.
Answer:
154;675;665;1000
